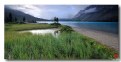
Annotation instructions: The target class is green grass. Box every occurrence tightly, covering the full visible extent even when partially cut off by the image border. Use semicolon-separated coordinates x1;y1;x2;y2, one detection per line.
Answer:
5;23;118;60
59;25;74;33
5;23;57;31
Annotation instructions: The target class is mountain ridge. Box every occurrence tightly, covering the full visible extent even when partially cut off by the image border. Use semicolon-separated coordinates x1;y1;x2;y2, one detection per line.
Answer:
74;5;119;22
5;7;48;23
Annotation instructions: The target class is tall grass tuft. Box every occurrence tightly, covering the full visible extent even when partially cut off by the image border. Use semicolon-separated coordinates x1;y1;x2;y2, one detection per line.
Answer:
5;31;117;60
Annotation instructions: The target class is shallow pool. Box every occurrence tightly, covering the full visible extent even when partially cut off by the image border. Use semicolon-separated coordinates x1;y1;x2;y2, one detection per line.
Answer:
20;28;60;37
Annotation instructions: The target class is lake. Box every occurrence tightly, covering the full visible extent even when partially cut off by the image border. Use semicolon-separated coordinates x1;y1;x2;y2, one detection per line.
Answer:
37;21;119;34
20;28;60;37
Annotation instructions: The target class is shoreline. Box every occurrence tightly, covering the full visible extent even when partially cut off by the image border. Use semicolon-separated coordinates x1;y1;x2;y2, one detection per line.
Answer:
73;27;119;51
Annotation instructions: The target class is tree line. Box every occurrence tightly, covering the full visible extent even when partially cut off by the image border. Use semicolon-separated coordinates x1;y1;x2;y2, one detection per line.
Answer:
5;12;59;24
5;12;36;23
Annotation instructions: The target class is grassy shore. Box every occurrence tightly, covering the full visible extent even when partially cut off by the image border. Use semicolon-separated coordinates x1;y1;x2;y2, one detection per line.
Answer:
5;23;57;31
5;24;118;60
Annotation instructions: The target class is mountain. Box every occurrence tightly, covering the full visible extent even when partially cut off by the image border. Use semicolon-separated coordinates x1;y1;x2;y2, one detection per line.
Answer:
5;7;48;23
74;5;119;22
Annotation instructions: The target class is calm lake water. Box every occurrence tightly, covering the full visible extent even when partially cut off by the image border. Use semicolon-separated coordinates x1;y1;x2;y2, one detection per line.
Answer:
37;21;119;34
21;28;59;37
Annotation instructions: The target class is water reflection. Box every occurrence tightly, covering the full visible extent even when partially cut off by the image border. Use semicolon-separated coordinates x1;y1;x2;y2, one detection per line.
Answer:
21;28;60;37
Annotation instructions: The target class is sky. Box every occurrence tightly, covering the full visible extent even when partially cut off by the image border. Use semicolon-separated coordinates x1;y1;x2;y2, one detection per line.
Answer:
5;5;89;19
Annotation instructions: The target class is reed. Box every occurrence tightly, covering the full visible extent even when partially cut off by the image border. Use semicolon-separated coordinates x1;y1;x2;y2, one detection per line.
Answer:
5;31;117;60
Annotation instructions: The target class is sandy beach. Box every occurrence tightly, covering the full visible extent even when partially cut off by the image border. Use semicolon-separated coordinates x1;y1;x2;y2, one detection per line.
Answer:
73;27;119;51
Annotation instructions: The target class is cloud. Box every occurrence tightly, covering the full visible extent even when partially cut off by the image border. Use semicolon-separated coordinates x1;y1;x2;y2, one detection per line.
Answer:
5;5;89;19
